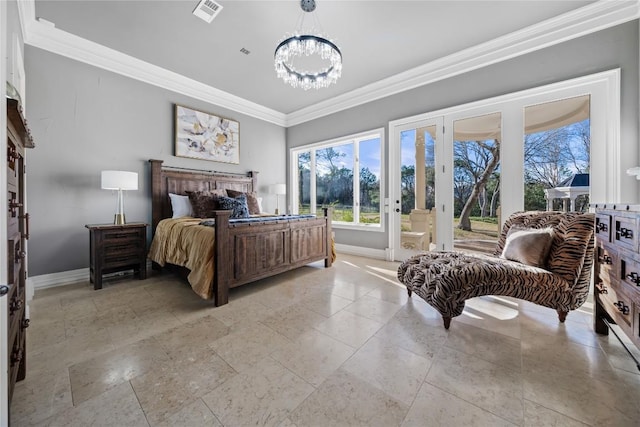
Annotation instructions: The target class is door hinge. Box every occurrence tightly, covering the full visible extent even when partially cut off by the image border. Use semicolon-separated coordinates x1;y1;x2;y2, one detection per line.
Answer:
442;204;445;212
442;165;445;173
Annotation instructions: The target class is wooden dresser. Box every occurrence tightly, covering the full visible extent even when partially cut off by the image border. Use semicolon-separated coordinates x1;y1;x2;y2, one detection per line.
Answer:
593;204;640;361
5;98;34;402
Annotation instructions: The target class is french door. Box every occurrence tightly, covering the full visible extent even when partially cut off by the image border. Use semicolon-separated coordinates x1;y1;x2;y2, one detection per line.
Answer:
389;70;619;262
389;117;443;260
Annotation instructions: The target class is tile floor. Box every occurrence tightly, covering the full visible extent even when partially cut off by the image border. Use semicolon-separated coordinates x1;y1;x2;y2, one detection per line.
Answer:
10;254;640;426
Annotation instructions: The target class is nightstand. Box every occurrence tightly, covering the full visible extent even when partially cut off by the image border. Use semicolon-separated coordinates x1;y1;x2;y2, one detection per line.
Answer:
85;223;148;290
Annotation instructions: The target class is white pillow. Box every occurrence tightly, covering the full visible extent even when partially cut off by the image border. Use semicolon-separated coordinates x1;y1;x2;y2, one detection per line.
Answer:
169;193;194;218
257;197;263;213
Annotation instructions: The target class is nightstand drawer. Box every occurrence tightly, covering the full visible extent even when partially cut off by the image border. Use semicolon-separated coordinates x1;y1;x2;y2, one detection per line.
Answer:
102;229;145;243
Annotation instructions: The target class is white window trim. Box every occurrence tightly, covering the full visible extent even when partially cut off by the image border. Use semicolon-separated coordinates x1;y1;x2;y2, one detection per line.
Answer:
290;128;385;232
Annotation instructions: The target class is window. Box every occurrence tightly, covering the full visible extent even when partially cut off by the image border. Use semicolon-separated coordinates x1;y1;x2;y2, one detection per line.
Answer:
292;129;383;229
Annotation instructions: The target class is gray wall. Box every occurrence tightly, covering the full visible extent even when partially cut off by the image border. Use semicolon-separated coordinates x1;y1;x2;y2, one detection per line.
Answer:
25;48;286;276
287;20;640;251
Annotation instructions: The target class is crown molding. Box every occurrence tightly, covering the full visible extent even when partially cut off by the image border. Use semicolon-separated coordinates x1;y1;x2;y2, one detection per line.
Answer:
285;0;639;126
19;1;286;126
18;0;639;128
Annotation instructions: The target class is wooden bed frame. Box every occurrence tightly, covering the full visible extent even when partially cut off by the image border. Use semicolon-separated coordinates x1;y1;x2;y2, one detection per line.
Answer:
149;159;333;306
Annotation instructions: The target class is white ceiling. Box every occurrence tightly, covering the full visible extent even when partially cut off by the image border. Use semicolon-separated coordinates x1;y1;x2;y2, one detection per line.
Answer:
33;0;599;116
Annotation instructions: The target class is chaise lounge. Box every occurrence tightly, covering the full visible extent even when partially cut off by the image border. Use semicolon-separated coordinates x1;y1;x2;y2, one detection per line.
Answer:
397;211;595;329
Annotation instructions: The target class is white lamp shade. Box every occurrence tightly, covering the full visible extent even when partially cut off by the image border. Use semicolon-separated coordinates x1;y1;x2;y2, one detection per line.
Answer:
269;183;287;195
101;170;138;190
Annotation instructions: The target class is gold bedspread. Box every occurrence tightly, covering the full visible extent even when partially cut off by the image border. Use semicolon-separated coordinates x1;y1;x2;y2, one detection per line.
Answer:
148;218;215;299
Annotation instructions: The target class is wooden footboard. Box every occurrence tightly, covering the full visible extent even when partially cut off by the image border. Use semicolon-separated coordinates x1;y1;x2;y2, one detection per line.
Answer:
212;208;332;306
149;159;333;306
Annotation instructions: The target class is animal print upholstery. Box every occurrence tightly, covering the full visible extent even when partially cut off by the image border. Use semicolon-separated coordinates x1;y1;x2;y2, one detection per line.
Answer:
397;211;595;322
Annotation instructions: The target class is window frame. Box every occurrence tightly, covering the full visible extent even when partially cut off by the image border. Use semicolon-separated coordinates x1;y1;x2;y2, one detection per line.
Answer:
290;128;385;232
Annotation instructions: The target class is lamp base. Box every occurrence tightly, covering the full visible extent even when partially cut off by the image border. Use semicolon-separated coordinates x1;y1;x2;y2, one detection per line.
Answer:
114;213;126;225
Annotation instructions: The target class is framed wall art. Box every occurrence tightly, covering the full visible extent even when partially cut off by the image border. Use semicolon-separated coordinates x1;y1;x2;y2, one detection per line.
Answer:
174;104;240;164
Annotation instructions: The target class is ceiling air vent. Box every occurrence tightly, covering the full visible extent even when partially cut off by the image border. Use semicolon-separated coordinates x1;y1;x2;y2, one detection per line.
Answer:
193;0;223;23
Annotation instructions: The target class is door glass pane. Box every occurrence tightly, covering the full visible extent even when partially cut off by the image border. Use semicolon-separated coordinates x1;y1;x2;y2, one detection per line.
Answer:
453;112;501;253
297;152;311;214
316;144;354;223
524;95;590;212
399;125;437;253
359;137;381;225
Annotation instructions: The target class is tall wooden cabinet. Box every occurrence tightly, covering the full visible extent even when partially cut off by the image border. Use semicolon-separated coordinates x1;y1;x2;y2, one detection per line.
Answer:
6;98;33;403
593;204;640;366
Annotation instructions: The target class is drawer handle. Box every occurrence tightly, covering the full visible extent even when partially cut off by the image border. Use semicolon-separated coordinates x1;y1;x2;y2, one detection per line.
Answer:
22;318;30;329
15;248;26;261
599;255;612;265
0;285;8;296
620;227;634;239
597;222;608;232
613;301;630;315
7;146;19;161
626;272;640;285
9;298;22;314
10;348;23;367
596;282;608;294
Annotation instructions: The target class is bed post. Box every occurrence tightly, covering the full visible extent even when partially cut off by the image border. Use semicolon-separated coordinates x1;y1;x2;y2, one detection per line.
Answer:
323;207;333;267
149;159;164;234
248;171;259;193
213;210;232;306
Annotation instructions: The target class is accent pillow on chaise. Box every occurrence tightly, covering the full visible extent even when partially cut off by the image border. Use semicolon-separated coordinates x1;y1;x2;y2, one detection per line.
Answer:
500;226;555;268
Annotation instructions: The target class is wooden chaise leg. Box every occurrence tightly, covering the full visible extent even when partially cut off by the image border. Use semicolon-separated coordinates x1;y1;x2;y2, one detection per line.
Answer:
442;316;451;329
557;310;568;323
407;288;412;297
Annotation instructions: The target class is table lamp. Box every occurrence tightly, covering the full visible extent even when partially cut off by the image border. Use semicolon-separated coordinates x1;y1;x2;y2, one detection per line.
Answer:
101;170;138;224
269;183;287;215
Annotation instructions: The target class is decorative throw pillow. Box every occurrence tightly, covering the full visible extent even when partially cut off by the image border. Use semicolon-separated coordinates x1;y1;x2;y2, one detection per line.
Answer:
501;226;555;268
188;189;228;218
218;194;250;219
226;190;261;215
168;193;193;218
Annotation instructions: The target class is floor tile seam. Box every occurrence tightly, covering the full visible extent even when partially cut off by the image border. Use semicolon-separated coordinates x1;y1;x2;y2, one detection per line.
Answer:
519;352;619;382
440;341;524;375
309;315;384;349
338;344;426;408
421;378;523;426
522;398;590;427
519;325;603;350
253;318;306;345
197;396;225;427
127;380;153;427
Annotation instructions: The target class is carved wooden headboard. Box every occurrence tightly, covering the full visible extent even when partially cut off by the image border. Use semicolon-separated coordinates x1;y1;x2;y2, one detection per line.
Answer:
149;159;258;233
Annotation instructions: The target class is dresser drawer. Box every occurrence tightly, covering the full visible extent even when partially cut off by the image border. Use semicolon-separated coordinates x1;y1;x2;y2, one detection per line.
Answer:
614;215;638;253
596;242;617;281
599;278;634;328
620;250;640;298
595;213;612;243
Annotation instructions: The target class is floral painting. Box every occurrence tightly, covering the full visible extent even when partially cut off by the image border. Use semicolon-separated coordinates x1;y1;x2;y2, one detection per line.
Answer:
174;104;240;164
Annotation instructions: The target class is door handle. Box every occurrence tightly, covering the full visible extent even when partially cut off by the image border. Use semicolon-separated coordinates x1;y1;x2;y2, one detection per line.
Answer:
0;285;8;296
395;208;400;212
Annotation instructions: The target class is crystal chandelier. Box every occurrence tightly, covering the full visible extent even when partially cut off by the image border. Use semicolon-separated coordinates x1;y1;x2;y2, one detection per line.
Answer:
274;0;342;90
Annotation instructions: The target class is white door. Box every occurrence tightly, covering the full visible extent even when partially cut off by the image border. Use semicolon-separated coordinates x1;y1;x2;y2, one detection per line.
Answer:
389;117;443;261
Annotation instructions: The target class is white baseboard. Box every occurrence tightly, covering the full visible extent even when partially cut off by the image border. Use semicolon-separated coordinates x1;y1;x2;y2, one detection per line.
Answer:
26;268;89;300
335;244;387;260
26;261;156;300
